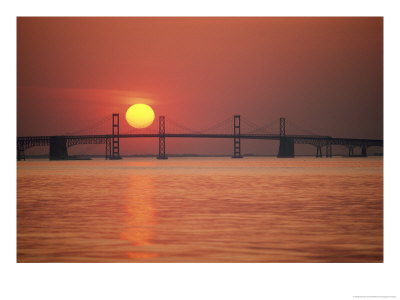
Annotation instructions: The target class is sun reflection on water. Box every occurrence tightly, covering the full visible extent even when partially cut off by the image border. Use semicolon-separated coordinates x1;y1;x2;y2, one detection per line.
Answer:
120;175;158;259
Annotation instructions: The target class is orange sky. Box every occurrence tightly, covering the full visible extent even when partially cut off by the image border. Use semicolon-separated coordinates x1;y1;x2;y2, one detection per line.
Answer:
17;17;383;155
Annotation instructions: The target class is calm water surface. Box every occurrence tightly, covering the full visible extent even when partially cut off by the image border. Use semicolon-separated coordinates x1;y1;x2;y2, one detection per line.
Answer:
17;157;383;262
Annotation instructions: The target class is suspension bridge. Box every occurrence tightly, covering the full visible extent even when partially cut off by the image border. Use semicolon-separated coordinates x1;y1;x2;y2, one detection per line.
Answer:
17;114;383;160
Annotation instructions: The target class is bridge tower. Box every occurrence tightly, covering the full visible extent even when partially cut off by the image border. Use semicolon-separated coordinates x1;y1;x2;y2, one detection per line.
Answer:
280;117;286;137
232;115;243;158
277;117;294;158
111;113;120;159
157;116;167;159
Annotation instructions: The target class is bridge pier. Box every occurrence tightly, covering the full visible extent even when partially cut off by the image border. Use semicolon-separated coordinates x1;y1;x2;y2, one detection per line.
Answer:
49;136;68;160
316;145;322;158
157;116;168;159
17;149;25;161
348;146;354;157
105;137;111;159
17;144;25;161
277;117;294;158
362;145;367;157
325;144;332;158
278;137;295;158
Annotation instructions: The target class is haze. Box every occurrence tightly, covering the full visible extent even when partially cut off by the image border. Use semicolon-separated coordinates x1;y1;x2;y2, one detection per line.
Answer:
17;17;383;155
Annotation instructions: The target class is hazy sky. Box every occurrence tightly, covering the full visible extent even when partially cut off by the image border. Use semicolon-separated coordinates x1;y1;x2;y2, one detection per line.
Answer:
17;17;383;155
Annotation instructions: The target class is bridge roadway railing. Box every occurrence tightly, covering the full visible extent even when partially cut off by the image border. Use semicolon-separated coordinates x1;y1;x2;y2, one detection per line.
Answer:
17;136;51;150
293;136;382;147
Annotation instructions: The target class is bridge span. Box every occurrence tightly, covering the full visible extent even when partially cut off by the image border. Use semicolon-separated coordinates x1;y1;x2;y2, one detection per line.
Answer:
17;114;383;160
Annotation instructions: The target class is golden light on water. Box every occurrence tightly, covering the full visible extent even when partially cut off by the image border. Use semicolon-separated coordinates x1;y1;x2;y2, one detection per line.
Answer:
17;158;383;262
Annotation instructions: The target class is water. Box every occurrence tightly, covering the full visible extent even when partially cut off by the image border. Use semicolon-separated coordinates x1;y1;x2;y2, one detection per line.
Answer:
17;157;383;262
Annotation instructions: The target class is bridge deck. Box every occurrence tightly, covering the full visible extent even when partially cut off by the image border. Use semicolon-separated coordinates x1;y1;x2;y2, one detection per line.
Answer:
17;133;383;146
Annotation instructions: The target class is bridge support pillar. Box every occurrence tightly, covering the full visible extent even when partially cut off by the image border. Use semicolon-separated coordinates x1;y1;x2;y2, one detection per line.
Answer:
49;136;68;160
362;145;367;157
232;115;243;158
316;145;322;158
157;116;168;159
278;137;295;158
325;144;332;158
105;137;111;160
348;146;354;157
17;144;25;161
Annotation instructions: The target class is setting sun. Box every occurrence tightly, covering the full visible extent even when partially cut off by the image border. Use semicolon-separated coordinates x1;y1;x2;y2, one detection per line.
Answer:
126;104;155;128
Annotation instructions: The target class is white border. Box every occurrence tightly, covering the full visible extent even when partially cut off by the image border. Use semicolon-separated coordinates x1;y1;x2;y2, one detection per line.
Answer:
2;1;399;300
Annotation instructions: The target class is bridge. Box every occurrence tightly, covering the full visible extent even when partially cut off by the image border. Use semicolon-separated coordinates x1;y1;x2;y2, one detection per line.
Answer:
17;114;383;160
